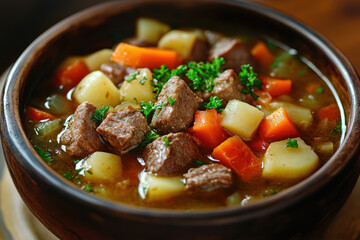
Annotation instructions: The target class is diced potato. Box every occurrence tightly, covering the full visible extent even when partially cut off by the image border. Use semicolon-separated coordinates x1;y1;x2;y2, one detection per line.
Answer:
82;152;122;182
221;100;264;140
158;30;198;60
136;17;171;44
269;101;313;129
115;101;140;111
263;138;319;180
119;68;155;103
139;172;185;201
83;49;112;71
73;71;121;108
316;141;334;155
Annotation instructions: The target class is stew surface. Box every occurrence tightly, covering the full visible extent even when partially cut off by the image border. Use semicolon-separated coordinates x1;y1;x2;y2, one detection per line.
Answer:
24;18;343;210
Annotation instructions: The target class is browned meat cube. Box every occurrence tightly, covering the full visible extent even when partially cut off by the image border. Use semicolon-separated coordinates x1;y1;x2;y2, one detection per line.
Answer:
144;132;198;176
209;37;254;73
122;37;156;47
196;69;248;105
100;63;136;87
97;106;150;152
151;76;203;134
60;101;103;158
186;38;209;62
184;163;233;193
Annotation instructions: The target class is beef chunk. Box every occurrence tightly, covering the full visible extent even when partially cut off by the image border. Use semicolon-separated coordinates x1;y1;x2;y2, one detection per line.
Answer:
196;69;248;104
144;132;198;176
151;76;203;134
209;37;254;73
100;63;136;87
97;106;150;152
60;102;102;158
184;163;232;193
122;37;156;47
186;38;209;62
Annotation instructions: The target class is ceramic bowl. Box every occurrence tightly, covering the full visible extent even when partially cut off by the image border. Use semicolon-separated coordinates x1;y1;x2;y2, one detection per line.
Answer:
1;0;359;239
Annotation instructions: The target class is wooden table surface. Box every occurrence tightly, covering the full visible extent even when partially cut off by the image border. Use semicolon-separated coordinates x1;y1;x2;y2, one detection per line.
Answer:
254;1;360;239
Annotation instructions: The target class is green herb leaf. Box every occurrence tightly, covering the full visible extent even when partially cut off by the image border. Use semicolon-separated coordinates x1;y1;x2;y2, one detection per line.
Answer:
299;70;305;76
83;184;93;192
203;96;223;112
74;177;82;185
140;130;160;147
140;101;166;119
163;137;171;146
195;160;206;165
125;70;140;82
286;138;298;148
271;57;282;68
316;87;323;93
239;64;262;100
34;146;54;163
63;171;74;180
330;120;342;134
92;105;110;124
76;168;84;174
168;97;176;106
73;159;80;164
140;76;147;85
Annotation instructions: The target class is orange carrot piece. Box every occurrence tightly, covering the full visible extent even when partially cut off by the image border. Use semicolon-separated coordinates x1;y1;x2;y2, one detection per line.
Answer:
317;104;340;121
191;109;229;149
254;90;272;106
27;107;55;121
251;42;274;66
260;76;292;97
212;136;262;181
258;107;299;142
55;60;90;90
248;134;269;153
111;43;180;69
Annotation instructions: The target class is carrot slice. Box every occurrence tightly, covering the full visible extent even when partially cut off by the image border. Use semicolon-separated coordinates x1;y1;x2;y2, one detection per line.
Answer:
190;109;229;149
253;90;272;106
258;107;299;142
251;42;274;66
111;43;180;69
55;60;90;90
248;134;269;153
317;103;340;121
260;76;292;97
27;107;55;121
212;136;262;181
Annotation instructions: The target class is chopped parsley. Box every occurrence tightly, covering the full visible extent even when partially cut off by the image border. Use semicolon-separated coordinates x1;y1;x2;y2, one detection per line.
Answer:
238;64;262;100
140;130;160;147
74;177;82;185
316;87;324;93
195;160;206;165
168;97;176;106
76;168;84;174
286;138;298;148
73;159;80;164
330;120;342;134
139;76;147;85
203;96;223;112
262;189;278;197
34;146;54;163
87;170;93;175
83;184;93;192
140;101;166;119
125;70;140;82
163;137;171;146
92;105;110;124
299;70;305;76
63;171;74;180
271;57;282;68
266;40;275;49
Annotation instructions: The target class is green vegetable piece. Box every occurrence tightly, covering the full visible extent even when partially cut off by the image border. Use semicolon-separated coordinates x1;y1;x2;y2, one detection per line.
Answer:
316;87;323;93
238;64;262;101
140;101;166;119
34;146;54;163
63;171;74;180
286;138;298;148
125;70;140;82
330;120;342;134
140;130;160;147
92;105;110;124
140;76;147;85
168;97;176;106
163;137;171;146
203;96;223;112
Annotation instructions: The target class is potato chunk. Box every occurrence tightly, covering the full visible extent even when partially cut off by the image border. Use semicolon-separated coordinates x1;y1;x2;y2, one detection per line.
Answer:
82;152;122;182
119;68;155;103
73;71;121;108
158;30;198;60
263;138;319;180
139;172;185;201
221;100;264;140
269;101;313;130
83;49;112;71
136;17;171;44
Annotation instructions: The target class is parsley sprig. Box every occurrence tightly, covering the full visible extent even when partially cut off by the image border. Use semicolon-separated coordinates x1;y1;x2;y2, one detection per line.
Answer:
92;105;110;124
168;97;176;106
140;130;160;147
203;96;223;112
238;64;262;100
125;70;140;82
163;137;171;146
34;146;54;163
330;120;342;134
286;138;298;148
140;101;166;119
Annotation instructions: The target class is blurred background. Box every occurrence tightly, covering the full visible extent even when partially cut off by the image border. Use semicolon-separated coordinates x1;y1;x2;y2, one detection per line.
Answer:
0;0;360;74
